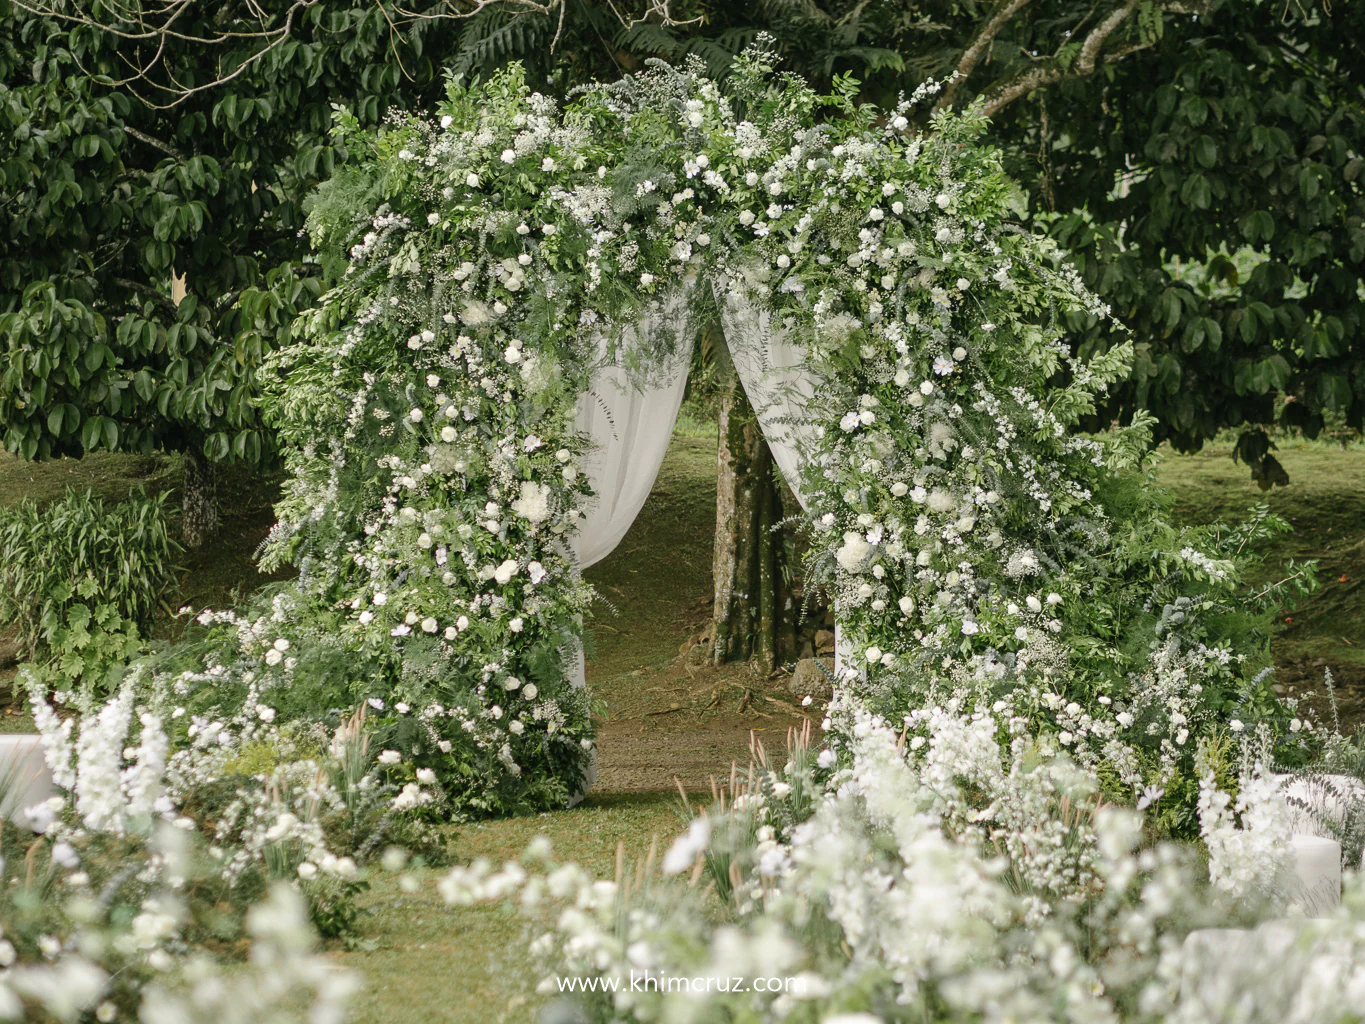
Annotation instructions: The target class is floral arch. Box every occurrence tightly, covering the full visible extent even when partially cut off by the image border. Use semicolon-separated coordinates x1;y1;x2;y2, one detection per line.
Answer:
205;51;1293;820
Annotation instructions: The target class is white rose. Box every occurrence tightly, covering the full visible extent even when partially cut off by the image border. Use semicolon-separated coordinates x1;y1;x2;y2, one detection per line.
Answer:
835;532;870;572
864;646;882;664
494;559;519;584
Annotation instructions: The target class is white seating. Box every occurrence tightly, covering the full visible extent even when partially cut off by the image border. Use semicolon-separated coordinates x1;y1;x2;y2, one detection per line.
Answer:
1284;834;1342;916
1273;772;1365;837
0;733;57;831
1267;772;1362;915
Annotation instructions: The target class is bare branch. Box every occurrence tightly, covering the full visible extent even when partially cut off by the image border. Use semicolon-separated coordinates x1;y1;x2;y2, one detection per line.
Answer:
936;0;1036;112
113;277;179;313
123;125;184;159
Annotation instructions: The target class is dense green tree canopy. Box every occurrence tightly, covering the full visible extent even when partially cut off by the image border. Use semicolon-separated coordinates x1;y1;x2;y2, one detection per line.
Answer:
0;2;467;475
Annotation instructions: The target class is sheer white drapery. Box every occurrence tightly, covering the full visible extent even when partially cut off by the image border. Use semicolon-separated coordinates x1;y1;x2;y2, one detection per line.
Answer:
718;286;854;674
564;311;694;803
716;289;820;511
573;335;695;570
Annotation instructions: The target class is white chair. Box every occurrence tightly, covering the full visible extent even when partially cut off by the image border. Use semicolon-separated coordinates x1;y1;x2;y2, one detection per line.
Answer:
1284;834;1342;916
0;733;57;831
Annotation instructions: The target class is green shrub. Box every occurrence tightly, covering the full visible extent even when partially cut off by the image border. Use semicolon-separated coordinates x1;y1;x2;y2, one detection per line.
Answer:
0;487;180;690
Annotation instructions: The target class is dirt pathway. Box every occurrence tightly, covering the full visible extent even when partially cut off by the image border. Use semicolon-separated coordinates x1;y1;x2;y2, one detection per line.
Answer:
583;433;817;794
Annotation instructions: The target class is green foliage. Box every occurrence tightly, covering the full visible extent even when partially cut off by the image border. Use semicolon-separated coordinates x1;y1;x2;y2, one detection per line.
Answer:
0;3;471;479
1045;6;1365;484
30;600;144;695
0;487;179;690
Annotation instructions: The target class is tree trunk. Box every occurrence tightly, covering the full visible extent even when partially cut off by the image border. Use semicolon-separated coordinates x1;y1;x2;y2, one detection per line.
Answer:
181;447;220;550
710;334;795;674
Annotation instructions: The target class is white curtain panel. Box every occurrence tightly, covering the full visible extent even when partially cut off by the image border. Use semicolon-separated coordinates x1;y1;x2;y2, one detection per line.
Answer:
718;285;857;673
572;351;693;569
573;318;695;570
716;289;820;511
563;306;694;804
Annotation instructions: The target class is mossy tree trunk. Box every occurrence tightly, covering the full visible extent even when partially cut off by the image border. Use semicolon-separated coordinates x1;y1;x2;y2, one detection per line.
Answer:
181;446;219;551
710;333;798;674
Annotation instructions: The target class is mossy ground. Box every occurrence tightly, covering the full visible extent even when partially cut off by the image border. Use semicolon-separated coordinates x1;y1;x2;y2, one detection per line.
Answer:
3;430;1365;1020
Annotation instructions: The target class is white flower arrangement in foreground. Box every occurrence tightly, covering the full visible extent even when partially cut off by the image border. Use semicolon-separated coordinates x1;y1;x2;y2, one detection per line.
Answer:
442;704;1365;1023
4;671;361;1021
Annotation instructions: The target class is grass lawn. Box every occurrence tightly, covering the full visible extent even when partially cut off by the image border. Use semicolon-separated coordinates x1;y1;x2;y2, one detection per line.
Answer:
4;429;1365;1020
1153;437;1365;726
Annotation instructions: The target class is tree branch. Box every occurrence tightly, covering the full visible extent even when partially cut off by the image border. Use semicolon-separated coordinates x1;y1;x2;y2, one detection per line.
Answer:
969;0;1214;119
975;0;1140;119
936;0;1036;112
123;126;184;159
113;277;178;314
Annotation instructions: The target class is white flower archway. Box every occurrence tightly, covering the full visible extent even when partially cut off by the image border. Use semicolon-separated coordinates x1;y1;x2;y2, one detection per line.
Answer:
200;52;1301;822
